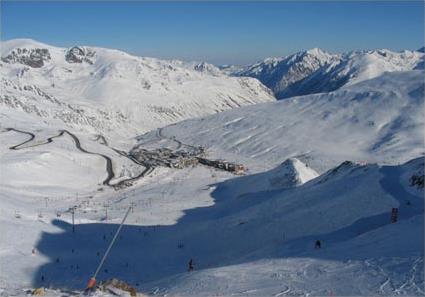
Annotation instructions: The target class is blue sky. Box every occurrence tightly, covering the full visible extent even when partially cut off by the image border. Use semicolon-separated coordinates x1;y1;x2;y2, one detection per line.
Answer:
1;1;423;65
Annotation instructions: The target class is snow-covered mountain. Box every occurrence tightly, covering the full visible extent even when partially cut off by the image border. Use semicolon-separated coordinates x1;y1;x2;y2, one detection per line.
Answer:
1;39;424;297
232;48;424;99
0;39;274;139
138;70;424;173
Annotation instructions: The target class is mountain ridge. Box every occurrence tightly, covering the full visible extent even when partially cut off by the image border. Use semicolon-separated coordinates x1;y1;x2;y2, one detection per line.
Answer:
228;47;424;99
0;39;275;140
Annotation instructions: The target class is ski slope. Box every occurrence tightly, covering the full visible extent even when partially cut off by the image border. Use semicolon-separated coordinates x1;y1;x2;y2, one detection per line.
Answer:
140;70;424;173
1;153;423;296
0;41;423;296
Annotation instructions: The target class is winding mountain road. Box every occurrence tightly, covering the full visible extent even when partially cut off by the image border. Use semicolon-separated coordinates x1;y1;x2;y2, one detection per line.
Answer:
5;128;153;188
61;130;115;186
157;127;203;151
6;128;35;150
158;127;182;150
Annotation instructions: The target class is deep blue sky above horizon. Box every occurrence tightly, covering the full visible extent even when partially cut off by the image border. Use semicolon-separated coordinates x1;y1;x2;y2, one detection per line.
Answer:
1;1;424;65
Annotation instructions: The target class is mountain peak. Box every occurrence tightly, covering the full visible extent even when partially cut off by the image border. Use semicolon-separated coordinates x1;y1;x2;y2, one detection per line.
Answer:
193;61;222;76
271;158;319;187
304;47;328;56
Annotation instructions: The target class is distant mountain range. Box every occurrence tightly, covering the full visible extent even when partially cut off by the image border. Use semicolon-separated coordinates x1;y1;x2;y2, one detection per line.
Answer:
1;39;423;140
222;47;424;99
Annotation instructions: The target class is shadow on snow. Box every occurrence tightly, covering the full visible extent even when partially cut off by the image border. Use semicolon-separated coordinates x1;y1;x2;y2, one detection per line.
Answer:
32;160;424;291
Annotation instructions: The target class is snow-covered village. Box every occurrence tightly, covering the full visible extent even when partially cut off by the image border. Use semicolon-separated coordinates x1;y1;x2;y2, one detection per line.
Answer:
0;1;424;296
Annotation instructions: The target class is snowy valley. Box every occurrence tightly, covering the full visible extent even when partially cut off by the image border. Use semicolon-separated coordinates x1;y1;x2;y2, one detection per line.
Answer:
0;39;424;297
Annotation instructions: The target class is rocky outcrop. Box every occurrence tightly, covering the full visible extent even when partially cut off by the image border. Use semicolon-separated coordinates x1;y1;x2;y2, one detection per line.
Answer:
65;46;96;64
99;278;138;296
31;288;45;296
193;62;222;76
410;174;424;188
1;48;51;68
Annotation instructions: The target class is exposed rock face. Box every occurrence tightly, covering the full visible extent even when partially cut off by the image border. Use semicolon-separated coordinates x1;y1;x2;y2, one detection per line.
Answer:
1;48;51;68
99;278;138;296
193;62;222;76
236;48;339;99
31;288;45;296
65;46;96;64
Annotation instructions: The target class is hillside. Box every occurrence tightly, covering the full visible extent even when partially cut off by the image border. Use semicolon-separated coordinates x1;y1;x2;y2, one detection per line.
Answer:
1;152;422;296
0;39;274;140
139;70;424;173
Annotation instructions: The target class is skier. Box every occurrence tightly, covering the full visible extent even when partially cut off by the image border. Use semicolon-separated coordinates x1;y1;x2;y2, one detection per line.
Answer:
315;240;321;249
188;258;194;272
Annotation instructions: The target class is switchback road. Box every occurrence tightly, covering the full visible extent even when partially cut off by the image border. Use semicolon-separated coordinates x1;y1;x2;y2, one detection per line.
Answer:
5;128;153;188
